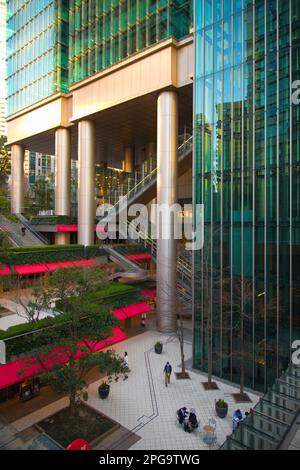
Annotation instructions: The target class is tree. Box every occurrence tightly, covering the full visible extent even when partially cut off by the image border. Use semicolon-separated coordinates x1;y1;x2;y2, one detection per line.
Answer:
0;231;11;250
0;136;10;187
9;279;49;324
176;303;190;379
30;175;54;213
20;267;128;415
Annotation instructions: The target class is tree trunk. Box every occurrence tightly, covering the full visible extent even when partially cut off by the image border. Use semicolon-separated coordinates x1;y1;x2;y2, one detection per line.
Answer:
180;341;186;376
69;394;78;416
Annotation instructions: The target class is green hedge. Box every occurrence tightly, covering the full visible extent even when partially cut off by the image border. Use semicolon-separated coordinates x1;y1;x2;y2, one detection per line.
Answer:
89;283;136;299
29;215;77;225
8;244;83;252
0;245;107;265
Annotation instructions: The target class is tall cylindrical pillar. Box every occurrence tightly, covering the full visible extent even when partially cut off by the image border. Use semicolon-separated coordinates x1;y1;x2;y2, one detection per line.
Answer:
156;90;178;333
78;120;95;246
122;147;134;173
11;144;25;214
55;127;71;244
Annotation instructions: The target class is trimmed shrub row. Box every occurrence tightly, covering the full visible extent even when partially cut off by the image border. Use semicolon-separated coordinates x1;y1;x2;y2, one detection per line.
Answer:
1;283;146;359
29;215;77;225
0;245;107;265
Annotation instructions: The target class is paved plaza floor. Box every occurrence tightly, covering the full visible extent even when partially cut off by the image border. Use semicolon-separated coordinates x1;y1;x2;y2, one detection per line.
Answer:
2;325;260;450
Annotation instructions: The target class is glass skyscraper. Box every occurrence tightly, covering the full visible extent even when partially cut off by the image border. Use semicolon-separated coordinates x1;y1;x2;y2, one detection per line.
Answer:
6;0;192;116
194;0;300;392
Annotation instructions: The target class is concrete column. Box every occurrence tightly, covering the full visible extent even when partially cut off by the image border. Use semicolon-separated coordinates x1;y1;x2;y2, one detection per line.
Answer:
156;90;178;333
122;147;134;173
78;119;95;246
11;144;25;214
55;127;71;244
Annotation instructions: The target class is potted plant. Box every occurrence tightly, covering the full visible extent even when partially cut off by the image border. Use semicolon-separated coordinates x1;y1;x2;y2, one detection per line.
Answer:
98;381;110;399
154;341;163;354
215;399;228;418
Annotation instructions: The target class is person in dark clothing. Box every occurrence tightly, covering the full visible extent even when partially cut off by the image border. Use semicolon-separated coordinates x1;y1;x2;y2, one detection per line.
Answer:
177;406;188;425
185;408;198;433
21;226;26;236
163;361;172;387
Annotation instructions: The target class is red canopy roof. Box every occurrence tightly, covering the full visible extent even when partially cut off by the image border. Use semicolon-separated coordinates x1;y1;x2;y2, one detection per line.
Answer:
113;301;152;321
3;259;98;276
0;327;127;390
56;225;78;232
140;288;156;298
125;253;152;261
0;265;11;276
13;264;49;275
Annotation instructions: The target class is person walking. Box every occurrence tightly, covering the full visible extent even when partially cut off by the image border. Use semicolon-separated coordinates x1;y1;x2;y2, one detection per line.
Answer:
123;352;129;380
163;361;172;387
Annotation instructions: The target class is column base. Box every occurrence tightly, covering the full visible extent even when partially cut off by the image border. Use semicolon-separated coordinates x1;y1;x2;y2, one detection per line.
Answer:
55;232;70;245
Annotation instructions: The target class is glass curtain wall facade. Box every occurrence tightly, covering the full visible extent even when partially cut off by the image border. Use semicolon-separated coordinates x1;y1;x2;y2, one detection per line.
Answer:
68;0;192;84
7;0;69;115
7;1;192;115
194;0;300;392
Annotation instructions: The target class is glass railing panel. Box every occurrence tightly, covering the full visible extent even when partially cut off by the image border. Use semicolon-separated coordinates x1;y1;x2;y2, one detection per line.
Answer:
274;381;300;401
248;411;288;440
263;390;299;412
233;422;278;450
258;398;295;425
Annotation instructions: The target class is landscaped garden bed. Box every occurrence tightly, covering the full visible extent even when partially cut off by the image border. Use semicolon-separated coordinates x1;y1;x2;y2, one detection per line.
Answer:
37;403;118;448
0;244;106;266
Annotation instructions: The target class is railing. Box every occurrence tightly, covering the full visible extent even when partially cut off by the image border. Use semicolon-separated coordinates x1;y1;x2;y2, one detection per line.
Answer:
126;219;192;302
104;134;193;216
0;215;22;246
16;213;49;245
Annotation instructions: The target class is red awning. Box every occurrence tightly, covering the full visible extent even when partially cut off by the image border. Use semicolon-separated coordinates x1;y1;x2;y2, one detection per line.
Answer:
125;253;152;261
0;356;44;390
140;288;156;298
56;225;78;232
113;301;153;321
13;264;49;275
0;265;11;276
0;328;127;390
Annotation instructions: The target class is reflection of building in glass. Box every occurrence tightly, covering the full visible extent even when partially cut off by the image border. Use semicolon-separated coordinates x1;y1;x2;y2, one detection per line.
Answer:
0;0;6;135
25;151;55;185
194;0;300;392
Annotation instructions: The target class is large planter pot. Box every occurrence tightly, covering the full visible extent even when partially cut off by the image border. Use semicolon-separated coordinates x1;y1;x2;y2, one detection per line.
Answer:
98;385;110;399
215;402;228;419
154;343;163;354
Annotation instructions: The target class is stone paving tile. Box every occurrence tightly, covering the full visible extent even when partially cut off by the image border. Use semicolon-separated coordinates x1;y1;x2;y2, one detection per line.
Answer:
86;330;259;450
7;328;259;450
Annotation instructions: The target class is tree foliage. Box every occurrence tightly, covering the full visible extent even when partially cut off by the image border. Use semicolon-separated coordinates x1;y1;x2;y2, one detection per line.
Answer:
0;136;10;187
20;267;128;414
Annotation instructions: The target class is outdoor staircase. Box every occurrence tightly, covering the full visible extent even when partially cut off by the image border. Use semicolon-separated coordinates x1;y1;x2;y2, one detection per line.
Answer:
0;214;48;247
103;246;145;274
100;133;193;218
126;220;192;305
220;364;300;450
98;133;193;305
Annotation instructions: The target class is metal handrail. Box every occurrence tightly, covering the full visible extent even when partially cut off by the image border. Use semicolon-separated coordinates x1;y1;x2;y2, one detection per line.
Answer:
16;213;49;245
126;219;192;302
109;134;193;216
